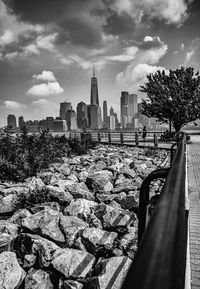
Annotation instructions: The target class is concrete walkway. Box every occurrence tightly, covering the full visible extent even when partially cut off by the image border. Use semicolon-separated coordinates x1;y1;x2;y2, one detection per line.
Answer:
187;139;200;288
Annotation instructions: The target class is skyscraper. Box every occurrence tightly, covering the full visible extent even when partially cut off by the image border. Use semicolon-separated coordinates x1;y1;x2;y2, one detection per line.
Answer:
59;102;72;120
7;114;16;128
110;106;114;116
120;91;129;129
103;100;108;127
77;102;88;129
90;66;99;105
120;92;138;129
66;110;77;131
19;116;25;129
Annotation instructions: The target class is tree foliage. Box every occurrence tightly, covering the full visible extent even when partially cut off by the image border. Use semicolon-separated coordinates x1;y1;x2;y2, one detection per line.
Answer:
140;67;200;131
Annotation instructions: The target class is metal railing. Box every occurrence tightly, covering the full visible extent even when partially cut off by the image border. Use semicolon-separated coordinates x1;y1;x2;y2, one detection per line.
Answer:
122;133;187;289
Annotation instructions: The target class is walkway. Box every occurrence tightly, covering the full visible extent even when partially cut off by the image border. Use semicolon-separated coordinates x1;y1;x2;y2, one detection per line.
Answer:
187;136;200;288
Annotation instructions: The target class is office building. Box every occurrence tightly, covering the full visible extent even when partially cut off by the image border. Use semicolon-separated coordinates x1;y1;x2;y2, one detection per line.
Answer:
7;114;17;128
120;91;138;129
110;106;114;116
59;102;72;120
53;119;67;132
90;105;102;130
103;100;108;128
19;116;25;129
46;117;54;131
90;66;99;106
77;102;88;129
110;115;115;130
66;110;77;131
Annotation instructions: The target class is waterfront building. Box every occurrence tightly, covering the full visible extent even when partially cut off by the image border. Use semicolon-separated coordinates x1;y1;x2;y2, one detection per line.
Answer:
66;110;77;131
53;119;67;132
77;101;88;129
59;102;72;120
46;117;54;131
19;116;25;129
7;114;16;128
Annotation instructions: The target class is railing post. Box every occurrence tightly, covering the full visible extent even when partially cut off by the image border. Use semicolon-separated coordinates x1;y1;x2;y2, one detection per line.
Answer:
98;132;101;142
108;132;111;144
154;133;158;148
120;132;124;144
135;132;139;146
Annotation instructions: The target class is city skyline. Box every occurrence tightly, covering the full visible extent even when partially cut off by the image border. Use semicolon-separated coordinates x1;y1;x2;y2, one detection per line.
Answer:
1;1;200;126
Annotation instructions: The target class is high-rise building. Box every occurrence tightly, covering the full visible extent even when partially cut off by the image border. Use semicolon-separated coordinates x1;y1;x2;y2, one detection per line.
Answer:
7;114;16;128
46;117;54;131
120;91;129;129
77;102;88;129
90;66;99;106
66;110;77;131
110;106;114;116
110;115;115;131
53;119;67;132
90;105;102;130
19;116;25;129
103;100;108;127
120;91;138;129
59;102;72;120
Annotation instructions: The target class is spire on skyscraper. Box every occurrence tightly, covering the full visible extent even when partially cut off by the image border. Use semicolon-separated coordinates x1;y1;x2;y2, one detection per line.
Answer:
93;65;95;78
90;64;99;105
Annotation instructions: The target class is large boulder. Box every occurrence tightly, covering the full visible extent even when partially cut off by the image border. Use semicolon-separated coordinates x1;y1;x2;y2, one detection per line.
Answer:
8;209;32;225
0;251;26;289
37;172;54;185
52;248;96;278
47;185;72;205
86;170;113;194
64;199;98;221
0;194;19;214
118;228;137;259
60;215;89;247
22;208;65;244
59;279;83;289
27;177;46;192
58;164;71;176
81;227;117;256
66;182;95;201
88;256;132;289
25;268;53;289
0;221;19;253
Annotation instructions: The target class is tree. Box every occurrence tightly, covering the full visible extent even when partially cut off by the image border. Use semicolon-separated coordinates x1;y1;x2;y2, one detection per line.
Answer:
140;67;200;132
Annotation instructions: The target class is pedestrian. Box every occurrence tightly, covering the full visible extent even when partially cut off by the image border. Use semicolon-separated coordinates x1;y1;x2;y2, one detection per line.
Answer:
142;126;147;141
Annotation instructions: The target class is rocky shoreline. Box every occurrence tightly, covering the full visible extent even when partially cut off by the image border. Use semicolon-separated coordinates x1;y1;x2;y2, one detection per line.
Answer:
0;144;169;289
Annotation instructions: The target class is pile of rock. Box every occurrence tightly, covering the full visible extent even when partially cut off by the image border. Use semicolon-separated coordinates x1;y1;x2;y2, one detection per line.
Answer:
0;144;169;289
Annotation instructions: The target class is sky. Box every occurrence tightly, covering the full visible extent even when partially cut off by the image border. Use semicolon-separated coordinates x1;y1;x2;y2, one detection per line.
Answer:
0;0;200;126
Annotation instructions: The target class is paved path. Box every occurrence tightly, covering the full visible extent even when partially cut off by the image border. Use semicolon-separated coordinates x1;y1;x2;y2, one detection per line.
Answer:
187;140;200;288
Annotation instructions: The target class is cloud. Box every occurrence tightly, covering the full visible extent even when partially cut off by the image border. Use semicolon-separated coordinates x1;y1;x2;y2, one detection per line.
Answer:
0;30;15;46
27;82;64;96
3;100;25;109
184;38;200;69
32;99;49;105
33;71;56;82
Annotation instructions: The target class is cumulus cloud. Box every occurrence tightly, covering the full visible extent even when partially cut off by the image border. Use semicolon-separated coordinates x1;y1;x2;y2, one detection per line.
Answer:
0;30;15;46
3;100;25;109
32;99;49;105
184;38;200;69
27;82;64;96
33;71;56;82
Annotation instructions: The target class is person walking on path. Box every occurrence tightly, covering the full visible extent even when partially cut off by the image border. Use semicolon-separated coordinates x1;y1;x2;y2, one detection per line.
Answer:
142;126;147;141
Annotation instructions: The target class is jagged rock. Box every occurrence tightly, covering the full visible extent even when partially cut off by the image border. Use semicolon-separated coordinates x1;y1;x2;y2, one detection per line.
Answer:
52;248;96;278
88;256;132;289
8;208;32;225
59;164;71;176
117;193;138;210
67;174;79;182
60;215;89;247
0;251;26;289
27;177;46;192
29;202;60;214
81;227;117;256
25;268;53;289
86;170;113;193
38;172;54;185
47;185;73;205
135;163;148;173
22;208;65;244
66;182;95;201
49;173;66;184
108;200;122;210
0;194;19;214
59;279;83;289
0;221;19;253
95;204;131;232
78;171;89;182
16;233;60;268
23;254;37;268
64;199;98;221
121;168;136;179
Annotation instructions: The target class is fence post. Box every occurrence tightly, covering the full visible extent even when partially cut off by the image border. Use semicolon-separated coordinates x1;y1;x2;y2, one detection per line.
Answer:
135;132;139;146
98;132;101;142
120;132;124;144
108;132;111;144
154;133;158;148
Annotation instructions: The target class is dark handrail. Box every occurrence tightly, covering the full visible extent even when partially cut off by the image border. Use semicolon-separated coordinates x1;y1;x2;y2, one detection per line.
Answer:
122;133;187;289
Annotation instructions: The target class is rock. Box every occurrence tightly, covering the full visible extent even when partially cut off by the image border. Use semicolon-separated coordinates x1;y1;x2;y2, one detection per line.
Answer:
59;279;83;289
0;221;19;253
64;199;98;221
81;227;117;256
78;171;89;182
66;174;78;182
23;254;37;268
95;204;131;232
66;182;95;201
86;170;113;193
119;228;137;259
0;194;18;214
117;194;138;210
135;163;147;173
30;202;60;214
59;164;71;176
38;172;54;185
27;177;46;192
8;209;32;225
89;256;132;289
49;173;66;184
60;215;89;247
16;233;60;268
121;168;136;179
47;185;72;205
52;248;96;278
22;208;65;244
108;200;122;210
25;268;53;289
0;251;26;289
